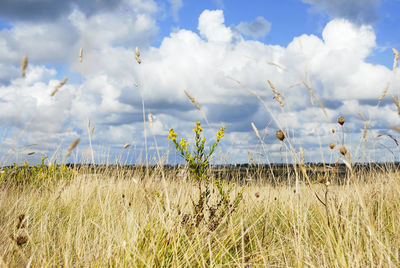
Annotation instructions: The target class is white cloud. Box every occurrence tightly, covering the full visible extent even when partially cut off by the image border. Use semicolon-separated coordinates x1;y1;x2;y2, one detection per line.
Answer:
0;8;399;164
198;10;233;43
236;16;271;39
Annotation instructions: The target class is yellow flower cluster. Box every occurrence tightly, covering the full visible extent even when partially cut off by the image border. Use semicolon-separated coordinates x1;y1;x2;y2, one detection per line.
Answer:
179;137;189;148
193;122;203;134
168;128;178;141
217;126;226;139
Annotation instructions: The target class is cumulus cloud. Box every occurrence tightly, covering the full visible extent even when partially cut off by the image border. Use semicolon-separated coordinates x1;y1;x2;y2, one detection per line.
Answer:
302;0;381;25
235;16;271;39
0;8;399;164
198;10;233;43
0;0;158;69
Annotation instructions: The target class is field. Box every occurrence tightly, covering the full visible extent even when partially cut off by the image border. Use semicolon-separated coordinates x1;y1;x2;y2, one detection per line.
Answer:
1;163;400;267
0;44;399;267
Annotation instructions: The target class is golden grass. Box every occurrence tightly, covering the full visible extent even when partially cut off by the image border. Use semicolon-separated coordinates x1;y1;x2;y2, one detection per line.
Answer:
1;167;400;267
268;80;284;107
393;48;399;71
50;77;68;97
66;138;80;157
21;56;28;77
377;82;390;105
184;89;201;111
79;48;83;63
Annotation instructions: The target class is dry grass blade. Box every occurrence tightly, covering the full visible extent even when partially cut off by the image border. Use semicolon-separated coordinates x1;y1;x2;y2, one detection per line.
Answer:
79;48;83;63
363;122;368;142
267;62;288;72
247;151;256;166
21;56;28;77
184;90;201;110
268;80;284;107
376;133;399;146
392;95;400;116
391;126;400;132
251;122;261;140
66;138;80;157
377;83;389;105
302;80;328;118
50;77;68;97
393;48;399;71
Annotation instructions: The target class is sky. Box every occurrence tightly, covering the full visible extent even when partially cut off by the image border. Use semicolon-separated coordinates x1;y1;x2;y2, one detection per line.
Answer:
0;0;400;165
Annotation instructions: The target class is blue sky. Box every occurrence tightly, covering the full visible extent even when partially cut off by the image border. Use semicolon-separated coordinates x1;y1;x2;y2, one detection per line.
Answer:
0;0;399;165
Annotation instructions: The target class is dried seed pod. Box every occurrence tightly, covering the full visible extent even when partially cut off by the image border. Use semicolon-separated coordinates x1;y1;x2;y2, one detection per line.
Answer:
16;235;28;246
135;46;140;57
329;142;335;150
338;117;345;125
340;146;347;156
275;130;285;141
21;56;28;77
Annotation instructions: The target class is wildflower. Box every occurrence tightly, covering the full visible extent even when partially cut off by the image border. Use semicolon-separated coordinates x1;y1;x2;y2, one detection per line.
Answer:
179;137;189;148
217;126;226;140
168;128;178;141
193;122;203;134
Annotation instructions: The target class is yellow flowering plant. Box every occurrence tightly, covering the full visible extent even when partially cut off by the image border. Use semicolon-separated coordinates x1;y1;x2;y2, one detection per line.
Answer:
168;122;225;183
168;122;242;229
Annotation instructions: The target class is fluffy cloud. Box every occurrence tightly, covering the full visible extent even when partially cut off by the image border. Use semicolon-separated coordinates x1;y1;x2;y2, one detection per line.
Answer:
0;8;399;165
302;0;381;25
236;16;271;39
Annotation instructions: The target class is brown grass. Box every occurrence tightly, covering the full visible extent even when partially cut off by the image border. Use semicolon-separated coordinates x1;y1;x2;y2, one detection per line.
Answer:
50;77;68;97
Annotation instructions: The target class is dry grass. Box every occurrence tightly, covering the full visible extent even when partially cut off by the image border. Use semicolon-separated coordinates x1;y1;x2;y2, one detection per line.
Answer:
1;167;400;267
50;77;68;97
20;56;28;77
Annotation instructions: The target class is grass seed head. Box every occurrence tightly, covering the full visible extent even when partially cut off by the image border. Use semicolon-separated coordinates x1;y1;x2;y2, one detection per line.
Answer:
184;90;201;110
79;48;83;63
276;130;285;141
338;116;345;125
251;122;261;139
21;56;28;77
378;83;390;105
393;48;399;71
50;77;68;97
148;113;153;128
135;47;140;57
67;138;80;156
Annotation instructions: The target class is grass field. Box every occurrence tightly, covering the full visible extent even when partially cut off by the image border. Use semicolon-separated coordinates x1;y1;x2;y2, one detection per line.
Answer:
1;164;400;267
0;46;399;267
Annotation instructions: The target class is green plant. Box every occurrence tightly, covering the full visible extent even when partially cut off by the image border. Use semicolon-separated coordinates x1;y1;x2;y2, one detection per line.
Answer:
168;122;243;229
0;157;75;186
